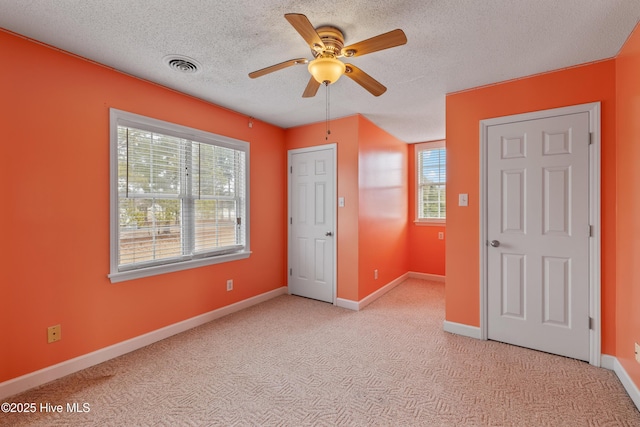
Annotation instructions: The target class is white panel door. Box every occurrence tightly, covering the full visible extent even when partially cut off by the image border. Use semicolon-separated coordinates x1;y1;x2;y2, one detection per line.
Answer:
288;146;335;303
487;112;590;361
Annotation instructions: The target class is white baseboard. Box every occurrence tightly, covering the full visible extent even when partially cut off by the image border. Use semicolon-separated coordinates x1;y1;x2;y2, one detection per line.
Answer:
335;298;359;311
359;272;409;309
408;272;446;282
443;320;482;339
601;355;640;411
336;272;445;311
601;354;616;370
336;273;409;311
0;286;288;400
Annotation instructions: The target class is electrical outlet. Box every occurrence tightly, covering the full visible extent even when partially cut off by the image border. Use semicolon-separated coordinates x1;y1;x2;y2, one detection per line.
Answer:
374;269;378;280
438;232;444;240
635;342;640;364
47;325;61;343
226;279;233;291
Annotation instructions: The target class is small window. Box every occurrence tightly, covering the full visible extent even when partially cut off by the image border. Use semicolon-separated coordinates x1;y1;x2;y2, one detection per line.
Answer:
416;140;446;223
109;109;250;283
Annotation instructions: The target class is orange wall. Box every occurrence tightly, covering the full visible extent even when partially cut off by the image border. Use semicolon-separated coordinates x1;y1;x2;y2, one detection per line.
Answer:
445;60;618;354
284;115;409;302
0;30;286;382
357;116;409;299
615;22;640;387
284;116;360;301
407;145;446;275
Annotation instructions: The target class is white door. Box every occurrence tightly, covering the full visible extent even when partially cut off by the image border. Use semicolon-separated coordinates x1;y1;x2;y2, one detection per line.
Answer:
486;112;590;361
288;146;336;303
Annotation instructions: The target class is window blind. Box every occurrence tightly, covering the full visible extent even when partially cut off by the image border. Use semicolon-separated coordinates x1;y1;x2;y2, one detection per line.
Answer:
417;141;446;220
115;122;247;272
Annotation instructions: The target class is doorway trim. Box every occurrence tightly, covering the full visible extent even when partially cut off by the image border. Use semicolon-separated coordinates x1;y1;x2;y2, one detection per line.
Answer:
479;102;601;366
287;143;338;305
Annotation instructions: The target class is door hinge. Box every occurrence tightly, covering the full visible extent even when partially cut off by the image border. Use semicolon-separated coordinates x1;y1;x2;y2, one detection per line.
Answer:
290;166;293;173
290;217;292;225
236;217;242;226
589;132;593;145
289;268;292;276
589;225;593;237
589;317;594;330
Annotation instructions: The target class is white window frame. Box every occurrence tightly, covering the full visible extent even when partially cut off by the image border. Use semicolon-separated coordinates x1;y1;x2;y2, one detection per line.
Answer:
108;109;250;283
415;140;446;225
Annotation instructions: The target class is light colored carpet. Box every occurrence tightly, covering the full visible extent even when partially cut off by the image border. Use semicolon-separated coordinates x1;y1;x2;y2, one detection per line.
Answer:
3;279;639;426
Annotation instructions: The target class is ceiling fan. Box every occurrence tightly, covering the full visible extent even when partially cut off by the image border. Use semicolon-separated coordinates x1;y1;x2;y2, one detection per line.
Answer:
248;13;407;97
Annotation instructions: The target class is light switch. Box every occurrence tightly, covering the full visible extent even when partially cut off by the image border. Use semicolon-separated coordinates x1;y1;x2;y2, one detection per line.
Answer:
458;194;468;207
338;197;345;207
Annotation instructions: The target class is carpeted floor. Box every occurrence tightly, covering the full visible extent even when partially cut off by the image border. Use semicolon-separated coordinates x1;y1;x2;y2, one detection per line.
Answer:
2;279;639;426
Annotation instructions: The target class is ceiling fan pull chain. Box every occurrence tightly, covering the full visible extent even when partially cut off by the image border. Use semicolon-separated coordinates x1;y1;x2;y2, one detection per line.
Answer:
326;82;331;140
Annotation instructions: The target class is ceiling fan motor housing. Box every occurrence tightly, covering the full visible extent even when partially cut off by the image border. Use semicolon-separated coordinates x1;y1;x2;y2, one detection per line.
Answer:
312;26;345;58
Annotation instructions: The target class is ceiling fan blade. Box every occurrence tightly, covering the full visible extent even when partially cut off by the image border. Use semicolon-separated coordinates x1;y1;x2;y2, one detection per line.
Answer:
285;13;325;51
248;58;308;79
344;64;387;96
302;76;321;98
341;29;407;57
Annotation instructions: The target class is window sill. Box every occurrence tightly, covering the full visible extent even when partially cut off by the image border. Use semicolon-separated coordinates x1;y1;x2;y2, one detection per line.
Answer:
414;220;446;226
108;251;251;283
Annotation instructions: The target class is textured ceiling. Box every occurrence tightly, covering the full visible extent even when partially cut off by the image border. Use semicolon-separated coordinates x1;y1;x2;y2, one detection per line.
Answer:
1;1;638;143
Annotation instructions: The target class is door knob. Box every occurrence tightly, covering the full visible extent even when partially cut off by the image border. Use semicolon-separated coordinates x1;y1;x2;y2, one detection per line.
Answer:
490;240;500;247
325;231;333;236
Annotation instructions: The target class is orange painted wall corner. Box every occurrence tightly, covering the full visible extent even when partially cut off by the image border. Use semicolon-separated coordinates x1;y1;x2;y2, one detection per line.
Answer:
615;20;640;389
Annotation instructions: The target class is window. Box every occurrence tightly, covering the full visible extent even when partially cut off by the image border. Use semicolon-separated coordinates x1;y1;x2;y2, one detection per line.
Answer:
109;109;250;283
416;140;446;223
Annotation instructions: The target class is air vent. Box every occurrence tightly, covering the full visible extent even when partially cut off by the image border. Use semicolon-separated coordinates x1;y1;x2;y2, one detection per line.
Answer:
164;55;201;74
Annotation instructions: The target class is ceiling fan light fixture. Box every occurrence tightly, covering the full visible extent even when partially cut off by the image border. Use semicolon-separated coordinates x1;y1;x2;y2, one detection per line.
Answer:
308;56;346;85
